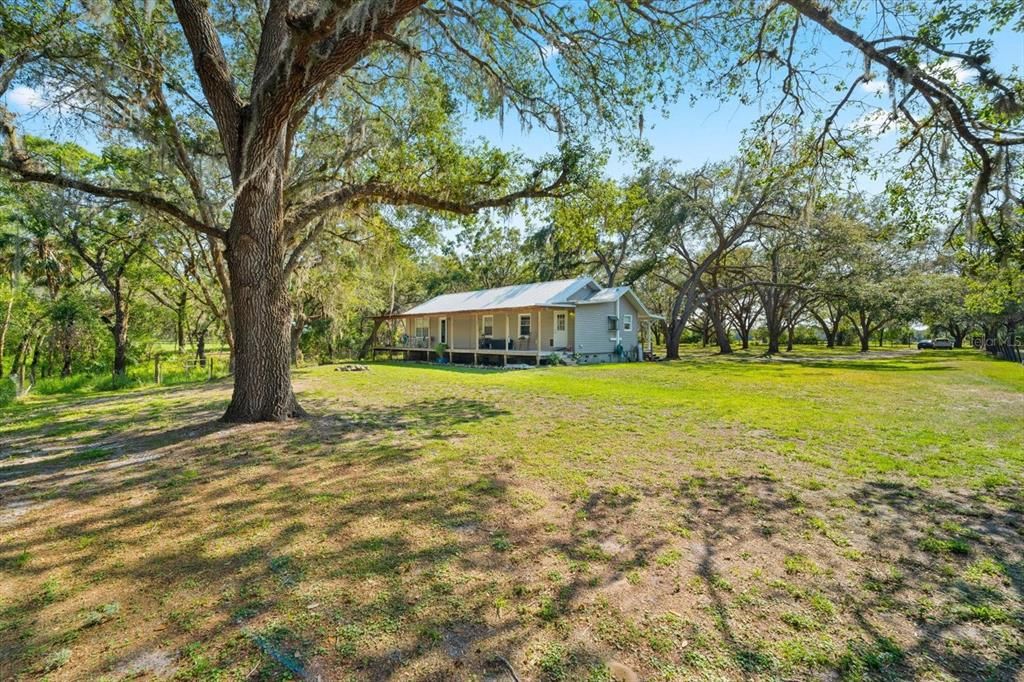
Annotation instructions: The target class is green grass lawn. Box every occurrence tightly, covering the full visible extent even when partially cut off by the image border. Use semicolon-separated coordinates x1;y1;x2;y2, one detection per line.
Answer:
1;348;1021;680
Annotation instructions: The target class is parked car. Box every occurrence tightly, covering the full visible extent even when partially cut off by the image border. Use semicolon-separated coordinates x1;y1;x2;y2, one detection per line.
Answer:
918;338;954;349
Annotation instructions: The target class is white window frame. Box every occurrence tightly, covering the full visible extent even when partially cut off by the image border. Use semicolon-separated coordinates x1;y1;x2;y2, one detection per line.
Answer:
623;314;633;332
482;315;494;337
414;317;429;339
555;313;566;332
518;313;531;338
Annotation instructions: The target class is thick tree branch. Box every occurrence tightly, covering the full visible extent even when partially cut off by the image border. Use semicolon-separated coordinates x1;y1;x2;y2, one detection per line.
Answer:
784;0;1024;229
0;143;224;241
283;167;573;238
170;0;244;176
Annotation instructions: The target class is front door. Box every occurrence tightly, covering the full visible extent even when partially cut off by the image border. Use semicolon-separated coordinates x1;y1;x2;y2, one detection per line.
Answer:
553;312;568;348
439;318;447;345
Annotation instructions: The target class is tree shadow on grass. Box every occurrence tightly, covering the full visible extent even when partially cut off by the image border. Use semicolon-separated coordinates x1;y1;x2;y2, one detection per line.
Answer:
0;381;646;680
679;473;1023;681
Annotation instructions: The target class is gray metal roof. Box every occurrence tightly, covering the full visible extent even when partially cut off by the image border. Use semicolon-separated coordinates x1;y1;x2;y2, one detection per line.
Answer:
402;277;596;316
573;286;630;304
573;286;661;319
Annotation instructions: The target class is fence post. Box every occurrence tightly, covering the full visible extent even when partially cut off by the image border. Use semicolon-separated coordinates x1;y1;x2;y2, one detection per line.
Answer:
154;354;161;385
208;357;214;380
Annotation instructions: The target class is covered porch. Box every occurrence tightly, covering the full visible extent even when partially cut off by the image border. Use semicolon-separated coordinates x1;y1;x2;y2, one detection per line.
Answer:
372;306;575;366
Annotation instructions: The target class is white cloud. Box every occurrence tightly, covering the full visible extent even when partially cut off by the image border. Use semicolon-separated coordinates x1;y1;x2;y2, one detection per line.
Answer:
7;85;46;110
861;78;889;95
932;57;975;84
852;108;896;136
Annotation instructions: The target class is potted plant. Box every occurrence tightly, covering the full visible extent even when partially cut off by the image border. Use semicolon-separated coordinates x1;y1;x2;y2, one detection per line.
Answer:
433;341;448;363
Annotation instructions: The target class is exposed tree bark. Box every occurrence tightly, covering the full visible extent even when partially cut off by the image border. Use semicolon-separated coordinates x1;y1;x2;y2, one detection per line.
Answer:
175;291;187;352
221;160;306;421
701;276;732;354
103;296;131;377
709;301;732;354
358;316;385;360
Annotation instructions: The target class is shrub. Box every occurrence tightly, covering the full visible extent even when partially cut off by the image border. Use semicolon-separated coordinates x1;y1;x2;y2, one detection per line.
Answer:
0;376;16;406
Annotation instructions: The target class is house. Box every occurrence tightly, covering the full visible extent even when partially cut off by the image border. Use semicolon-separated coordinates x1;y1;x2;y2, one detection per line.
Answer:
372;276;661;365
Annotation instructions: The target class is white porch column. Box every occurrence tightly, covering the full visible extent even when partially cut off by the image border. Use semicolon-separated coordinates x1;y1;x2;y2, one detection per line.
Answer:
504;313;510;365
536;308;542;364
474;313;479;365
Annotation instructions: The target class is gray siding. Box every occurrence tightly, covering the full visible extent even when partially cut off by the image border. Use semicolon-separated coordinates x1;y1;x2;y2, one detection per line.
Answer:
618;297;641;355
573;302;616;355
572;297;640;361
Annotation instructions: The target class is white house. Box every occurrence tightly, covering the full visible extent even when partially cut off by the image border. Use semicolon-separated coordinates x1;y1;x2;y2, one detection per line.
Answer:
372;276;661;365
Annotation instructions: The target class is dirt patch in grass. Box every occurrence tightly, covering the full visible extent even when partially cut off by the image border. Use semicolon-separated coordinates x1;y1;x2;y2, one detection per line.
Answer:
1;353;1021;680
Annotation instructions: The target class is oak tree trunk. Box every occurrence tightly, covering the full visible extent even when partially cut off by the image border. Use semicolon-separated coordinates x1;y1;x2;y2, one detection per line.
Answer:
858;324;870;352
60;343;73;377
221;154;305;422
176;291;187;352
709;302;732;355
665;321;684;360
111;301;130;377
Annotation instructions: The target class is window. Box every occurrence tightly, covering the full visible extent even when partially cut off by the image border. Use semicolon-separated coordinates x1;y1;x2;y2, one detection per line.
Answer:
623;314;633;332
556;314;566;331
414;318;429;339
608;315;618;331
482;315;493;337
519;313;531;337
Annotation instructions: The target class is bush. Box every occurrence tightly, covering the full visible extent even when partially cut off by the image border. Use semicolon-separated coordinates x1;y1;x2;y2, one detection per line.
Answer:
0;376;16;407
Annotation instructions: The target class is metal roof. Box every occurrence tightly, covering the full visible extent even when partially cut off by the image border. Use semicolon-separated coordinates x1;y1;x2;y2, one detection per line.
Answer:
402;277;597;316
573;286;661;319
572;286;630;304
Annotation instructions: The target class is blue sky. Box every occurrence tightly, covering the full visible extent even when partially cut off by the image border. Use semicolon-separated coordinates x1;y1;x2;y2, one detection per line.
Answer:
461;23;1023;188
